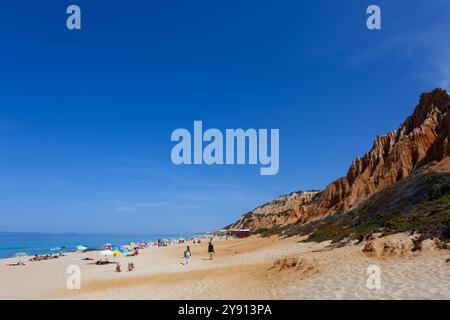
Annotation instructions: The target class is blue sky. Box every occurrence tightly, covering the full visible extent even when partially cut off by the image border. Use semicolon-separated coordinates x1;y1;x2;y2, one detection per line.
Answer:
0;0;449;234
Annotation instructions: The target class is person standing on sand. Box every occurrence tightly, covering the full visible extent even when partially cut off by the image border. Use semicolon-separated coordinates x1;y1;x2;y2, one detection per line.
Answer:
183;246;191;265
208;242;215;260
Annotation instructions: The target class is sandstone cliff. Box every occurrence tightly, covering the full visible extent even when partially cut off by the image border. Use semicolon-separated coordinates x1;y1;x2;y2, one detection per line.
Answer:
228;191;320;230
230;88;450;231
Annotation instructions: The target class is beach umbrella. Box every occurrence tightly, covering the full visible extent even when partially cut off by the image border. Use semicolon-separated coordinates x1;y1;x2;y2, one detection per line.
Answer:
76;245;88;252
112;250;122;255
119;245;127;249
112;245;120;251
14;252;27;264
100;250;113;257
120;249;129;254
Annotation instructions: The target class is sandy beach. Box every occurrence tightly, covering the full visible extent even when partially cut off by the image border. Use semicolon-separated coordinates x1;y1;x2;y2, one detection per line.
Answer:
1;234;449;300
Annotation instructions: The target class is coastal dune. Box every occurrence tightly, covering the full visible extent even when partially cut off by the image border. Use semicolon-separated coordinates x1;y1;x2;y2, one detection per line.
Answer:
1;235;449;300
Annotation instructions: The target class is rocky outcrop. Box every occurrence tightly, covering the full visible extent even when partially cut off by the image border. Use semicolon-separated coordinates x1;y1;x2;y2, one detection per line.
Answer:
362;234;417;258
362;234;448;258
229;191;320;230
268;256;320;278
230;88;450;231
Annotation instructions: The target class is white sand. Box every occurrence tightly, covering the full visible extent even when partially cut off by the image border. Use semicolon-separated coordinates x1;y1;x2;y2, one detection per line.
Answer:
0;234;449;300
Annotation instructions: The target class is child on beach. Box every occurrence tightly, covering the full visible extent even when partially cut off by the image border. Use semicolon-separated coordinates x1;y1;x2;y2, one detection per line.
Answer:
208;242;215;260
183;246;191;265
115;262;121;273
127;261;134;272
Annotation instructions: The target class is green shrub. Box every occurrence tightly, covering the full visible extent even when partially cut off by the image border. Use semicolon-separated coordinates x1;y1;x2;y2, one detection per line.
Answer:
253;227;269;235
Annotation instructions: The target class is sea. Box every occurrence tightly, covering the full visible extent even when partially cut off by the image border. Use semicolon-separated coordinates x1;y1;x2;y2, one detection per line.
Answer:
0;231;187;258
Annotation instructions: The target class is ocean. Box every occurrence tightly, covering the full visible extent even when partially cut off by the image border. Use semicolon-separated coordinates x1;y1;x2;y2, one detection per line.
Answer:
0;232;186;258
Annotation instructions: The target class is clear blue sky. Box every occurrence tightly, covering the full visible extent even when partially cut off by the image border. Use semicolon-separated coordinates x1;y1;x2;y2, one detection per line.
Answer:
0;0;449;234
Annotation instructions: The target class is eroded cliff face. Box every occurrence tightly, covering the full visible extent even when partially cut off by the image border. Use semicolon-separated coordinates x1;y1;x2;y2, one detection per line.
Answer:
303;88;450;221
229;191;320;230
231;88;450;231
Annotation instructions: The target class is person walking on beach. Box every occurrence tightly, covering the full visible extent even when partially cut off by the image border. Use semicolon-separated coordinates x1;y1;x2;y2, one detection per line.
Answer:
183;246;191;265
208;242;215;260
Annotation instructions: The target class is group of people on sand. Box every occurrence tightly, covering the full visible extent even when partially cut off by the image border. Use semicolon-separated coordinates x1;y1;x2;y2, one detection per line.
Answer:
7;261;26;266
8;252;63;266
95;259;113;265
127;249;139;257
89;248;139;268
29;254;60;262
182;241;215;265
115;261;135;273
107;241;216;272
